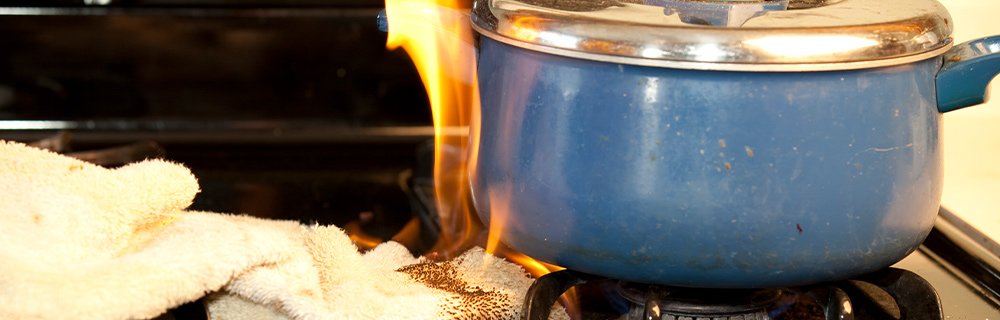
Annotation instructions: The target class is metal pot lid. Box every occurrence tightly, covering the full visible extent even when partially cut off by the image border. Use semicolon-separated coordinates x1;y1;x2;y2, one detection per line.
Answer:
471;0;955;71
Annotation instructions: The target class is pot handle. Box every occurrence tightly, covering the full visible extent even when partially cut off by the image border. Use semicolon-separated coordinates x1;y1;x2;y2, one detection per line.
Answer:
937;35;1000;113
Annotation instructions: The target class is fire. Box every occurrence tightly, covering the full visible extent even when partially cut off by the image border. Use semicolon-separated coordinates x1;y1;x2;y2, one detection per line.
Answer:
385;0;481;257
503;249;564;279
384;0;579;317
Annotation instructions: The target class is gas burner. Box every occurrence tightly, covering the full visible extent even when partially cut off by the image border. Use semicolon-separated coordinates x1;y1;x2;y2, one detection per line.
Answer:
616;284;781;320
523;268;943;320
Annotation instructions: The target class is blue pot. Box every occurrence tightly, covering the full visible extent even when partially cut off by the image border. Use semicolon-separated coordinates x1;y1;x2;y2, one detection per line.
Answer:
471;36;1000;288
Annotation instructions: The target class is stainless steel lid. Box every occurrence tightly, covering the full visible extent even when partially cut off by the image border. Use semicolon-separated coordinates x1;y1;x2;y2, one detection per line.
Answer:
470;0;954;71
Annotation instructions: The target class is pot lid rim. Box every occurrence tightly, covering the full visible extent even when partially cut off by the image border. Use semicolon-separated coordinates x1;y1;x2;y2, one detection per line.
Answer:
471;0;955;71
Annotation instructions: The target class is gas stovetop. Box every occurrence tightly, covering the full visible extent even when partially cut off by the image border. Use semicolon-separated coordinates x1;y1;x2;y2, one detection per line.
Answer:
1;2;999;319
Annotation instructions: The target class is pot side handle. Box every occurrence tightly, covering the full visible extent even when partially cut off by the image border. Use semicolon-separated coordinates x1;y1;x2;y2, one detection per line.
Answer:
937;35;1000;113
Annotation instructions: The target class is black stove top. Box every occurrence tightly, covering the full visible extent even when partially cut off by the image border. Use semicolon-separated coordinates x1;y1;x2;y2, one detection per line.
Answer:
526;265;941;319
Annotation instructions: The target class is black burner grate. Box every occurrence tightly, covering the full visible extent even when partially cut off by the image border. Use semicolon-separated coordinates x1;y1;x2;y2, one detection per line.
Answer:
523;267;942;320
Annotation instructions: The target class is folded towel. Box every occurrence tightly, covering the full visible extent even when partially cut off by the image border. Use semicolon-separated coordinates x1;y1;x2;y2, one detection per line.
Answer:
0;141;568;320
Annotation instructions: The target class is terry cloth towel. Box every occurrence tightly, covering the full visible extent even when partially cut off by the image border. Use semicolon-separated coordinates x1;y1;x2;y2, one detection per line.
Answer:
0;140;568;320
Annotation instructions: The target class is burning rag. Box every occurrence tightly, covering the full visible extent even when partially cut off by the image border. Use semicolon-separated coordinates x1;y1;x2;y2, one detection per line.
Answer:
0;140;568;320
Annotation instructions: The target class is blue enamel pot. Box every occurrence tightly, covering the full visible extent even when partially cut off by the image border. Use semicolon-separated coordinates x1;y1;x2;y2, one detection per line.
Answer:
468;0;1000;288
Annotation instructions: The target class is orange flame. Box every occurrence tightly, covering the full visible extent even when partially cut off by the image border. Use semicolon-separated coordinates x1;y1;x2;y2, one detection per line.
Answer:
385;0;482;257
384;1;579;317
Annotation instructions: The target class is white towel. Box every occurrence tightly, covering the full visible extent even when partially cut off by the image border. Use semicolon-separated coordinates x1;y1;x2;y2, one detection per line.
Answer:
0;140;568;320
